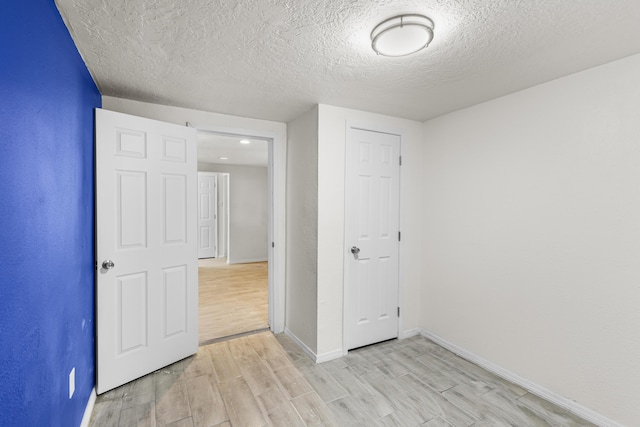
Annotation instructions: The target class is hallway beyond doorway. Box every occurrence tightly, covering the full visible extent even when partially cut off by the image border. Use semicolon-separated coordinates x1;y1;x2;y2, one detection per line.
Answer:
198;258;268;344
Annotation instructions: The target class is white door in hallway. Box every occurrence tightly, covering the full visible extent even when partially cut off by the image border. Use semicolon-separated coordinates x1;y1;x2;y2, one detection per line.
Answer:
95;109;198;394
344;126;400;350
197;172;218;259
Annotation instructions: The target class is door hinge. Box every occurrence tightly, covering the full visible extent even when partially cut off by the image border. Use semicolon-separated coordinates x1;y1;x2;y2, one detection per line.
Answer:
398;231;401;242
399;156;402;166
271;242;275;248
397;307;400;317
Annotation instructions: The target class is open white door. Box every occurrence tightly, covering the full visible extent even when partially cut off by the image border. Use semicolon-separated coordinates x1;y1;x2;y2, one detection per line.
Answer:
95;109;198;394
197;172;218;259
344;126;400;350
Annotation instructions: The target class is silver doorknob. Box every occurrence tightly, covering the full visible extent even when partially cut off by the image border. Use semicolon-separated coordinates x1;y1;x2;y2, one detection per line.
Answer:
102;259;115;270
350;246;360;259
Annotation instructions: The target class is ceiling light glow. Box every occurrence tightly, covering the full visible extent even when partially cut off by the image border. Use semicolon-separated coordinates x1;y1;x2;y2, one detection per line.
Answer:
240;139;251;144
371;14;434;57
218;157;228;160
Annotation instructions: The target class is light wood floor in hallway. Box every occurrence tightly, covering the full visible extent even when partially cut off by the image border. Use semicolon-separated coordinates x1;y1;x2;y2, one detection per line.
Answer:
198;258;268;344
89;332;595;427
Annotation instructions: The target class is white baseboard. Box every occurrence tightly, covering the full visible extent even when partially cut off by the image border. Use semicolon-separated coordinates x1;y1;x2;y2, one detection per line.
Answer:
419;329;622;427
316;348;344;364
227;257;268;265
80;388;96;427
282;328;344;364
284;328;318;362
399;327;421;339
283;327;419;363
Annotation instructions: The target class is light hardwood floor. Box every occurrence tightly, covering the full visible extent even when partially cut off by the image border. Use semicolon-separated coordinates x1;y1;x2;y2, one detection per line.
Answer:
89;332;595;427
198;258;268;344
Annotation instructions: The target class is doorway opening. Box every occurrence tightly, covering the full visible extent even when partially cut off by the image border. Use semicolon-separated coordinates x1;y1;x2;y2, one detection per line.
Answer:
196;130;272;344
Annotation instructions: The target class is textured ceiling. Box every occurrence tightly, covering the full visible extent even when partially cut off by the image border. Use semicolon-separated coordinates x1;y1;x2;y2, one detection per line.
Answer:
56;0;640;122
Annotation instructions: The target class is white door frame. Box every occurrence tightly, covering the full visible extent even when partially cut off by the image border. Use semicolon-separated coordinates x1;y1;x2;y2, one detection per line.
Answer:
192;124;285;334
343;121;404;353
216;173;229;258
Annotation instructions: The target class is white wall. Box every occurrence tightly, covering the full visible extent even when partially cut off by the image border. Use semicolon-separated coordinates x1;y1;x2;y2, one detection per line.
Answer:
421;53;640;426
198;163;268;263
317;104;423;357
286;106;319;353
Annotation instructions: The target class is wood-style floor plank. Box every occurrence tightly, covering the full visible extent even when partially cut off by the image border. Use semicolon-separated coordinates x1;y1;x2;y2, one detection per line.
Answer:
218;377;267;427
421;418;454;427
371;355;411;379
89;399;122;427
185;374;228;427
228;336;257;359
182;348;215;380
320;363;394;419
255;383;290;416
90;331;597;427
118;401;155;427
155;376;191;427
397;372;479;426
326;395;374;425
236;353;281;396
266;401;306;427
198;258;268;343
121;373;155;410
366;372;437;425
247;331;284;360
271;365;314;399
164;418;193;427
298;364;348;403
375;408;430;427
290;391;337;426
207;341;242;383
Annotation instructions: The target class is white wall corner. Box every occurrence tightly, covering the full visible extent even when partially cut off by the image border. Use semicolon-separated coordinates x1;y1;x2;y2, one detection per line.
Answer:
399;327;421;340
284;328;318;362
419;329;623;427
283;328;344;364
80;388;96;427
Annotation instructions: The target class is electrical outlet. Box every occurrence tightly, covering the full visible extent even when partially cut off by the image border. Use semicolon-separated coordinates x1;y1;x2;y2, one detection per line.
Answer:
69;368;75;399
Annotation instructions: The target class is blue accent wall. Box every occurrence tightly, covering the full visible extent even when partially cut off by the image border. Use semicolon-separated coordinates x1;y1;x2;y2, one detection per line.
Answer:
0;0;101;425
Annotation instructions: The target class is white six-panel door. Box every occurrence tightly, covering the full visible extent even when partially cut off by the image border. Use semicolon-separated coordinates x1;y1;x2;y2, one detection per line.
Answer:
95;109;198;393
197;172;218;259
345;127;400;350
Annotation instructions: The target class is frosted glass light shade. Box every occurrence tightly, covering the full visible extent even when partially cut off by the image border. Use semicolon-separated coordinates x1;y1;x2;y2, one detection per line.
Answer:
371;14;434;57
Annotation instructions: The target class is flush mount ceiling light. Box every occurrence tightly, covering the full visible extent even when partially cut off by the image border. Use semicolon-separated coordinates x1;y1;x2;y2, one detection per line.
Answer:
371;14;434;57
